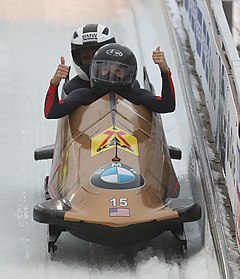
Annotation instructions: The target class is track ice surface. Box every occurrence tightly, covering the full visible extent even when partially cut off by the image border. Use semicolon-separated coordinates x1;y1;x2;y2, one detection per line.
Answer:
0;0;218;278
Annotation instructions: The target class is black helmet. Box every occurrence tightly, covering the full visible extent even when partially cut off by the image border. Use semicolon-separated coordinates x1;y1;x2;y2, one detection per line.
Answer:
71;23;116;80
90;43;137;94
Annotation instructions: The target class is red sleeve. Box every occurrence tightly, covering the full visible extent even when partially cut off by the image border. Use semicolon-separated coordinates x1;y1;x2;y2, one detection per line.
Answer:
44;82;60;118
125;70;176;113
44;82;96;119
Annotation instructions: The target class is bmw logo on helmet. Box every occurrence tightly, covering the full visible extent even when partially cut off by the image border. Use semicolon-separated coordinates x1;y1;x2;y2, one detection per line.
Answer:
90;163;145;190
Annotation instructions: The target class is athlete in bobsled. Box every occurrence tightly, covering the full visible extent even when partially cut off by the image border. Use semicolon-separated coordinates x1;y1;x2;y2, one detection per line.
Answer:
44;23;116;118
51;23;116;90
44;42;175;118
90;43;175;111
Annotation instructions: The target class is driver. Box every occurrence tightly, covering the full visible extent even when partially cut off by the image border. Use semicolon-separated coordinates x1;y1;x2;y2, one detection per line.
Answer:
90;43;175;113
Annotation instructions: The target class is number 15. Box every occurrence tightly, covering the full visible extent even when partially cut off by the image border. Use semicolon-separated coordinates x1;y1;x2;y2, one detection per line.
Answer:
110;197;128;207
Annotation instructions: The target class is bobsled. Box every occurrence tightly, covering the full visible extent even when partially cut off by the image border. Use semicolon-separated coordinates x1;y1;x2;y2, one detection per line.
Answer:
33;69;201;257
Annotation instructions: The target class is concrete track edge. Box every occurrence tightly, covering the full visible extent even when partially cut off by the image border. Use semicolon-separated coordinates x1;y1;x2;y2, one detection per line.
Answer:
162;1;238;278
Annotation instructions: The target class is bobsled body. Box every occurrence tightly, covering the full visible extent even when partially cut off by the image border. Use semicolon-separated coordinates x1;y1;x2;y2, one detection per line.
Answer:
34;91;201;249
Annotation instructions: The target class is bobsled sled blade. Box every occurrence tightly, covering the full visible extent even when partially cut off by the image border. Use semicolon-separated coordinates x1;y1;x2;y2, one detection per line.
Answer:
48;224;62;258
34;144;54;160
171;224;187;258
168;145;182;160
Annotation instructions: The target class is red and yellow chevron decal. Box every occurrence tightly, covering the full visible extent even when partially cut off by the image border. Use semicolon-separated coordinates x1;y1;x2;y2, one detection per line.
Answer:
91;126;139;157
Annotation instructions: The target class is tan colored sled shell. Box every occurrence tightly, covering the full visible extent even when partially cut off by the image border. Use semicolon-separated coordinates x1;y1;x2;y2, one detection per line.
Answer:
47;93;180;227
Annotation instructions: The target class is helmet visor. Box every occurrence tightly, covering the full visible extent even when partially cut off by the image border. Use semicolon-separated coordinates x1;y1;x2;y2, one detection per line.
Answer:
72;46;99;67
91;60;136;84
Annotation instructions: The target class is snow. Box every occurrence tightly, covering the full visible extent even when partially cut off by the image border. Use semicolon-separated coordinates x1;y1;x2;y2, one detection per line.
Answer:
0;0;224;278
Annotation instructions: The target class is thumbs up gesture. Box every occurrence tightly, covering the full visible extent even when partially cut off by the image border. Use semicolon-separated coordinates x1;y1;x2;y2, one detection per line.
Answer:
51;56;70;86
152;46;169;73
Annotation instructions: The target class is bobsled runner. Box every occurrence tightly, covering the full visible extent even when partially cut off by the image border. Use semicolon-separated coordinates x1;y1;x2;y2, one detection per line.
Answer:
33;68;201;257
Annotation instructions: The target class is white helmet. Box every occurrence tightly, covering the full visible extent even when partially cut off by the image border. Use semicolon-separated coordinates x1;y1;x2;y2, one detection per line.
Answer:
71;23;116;80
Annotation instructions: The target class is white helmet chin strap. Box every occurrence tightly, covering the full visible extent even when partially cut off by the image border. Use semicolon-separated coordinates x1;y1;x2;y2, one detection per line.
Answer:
72;61;89;81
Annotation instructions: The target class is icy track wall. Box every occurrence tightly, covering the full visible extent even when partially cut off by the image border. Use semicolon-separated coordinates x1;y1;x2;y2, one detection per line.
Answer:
182;0;240;248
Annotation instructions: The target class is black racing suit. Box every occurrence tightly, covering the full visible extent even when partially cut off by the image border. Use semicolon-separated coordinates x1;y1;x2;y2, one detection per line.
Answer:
44;71;175;119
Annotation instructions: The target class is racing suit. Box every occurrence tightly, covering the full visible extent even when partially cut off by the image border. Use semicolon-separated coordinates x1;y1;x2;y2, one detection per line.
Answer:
44;71;175;119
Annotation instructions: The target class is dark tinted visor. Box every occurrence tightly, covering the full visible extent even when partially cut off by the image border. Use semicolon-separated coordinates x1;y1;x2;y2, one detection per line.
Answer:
91;60;136;84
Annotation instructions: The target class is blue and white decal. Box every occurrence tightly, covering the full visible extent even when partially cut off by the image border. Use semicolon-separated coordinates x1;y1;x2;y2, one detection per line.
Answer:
90;163;145;190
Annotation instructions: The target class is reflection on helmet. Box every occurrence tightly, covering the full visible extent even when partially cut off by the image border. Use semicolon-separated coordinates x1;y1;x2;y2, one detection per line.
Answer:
92;61;136;84
90;43;137;93
71;23;116;80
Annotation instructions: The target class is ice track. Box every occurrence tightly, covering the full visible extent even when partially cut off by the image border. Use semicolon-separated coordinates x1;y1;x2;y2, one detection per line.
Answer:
0;0;232;278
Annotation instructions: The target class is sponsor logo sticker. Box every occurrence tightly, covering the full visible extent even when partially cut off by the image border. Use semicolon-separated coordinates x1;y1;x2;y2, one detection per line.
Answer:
90;162;145;189
91;126;139;157
106;49;123;57
82;32;97;42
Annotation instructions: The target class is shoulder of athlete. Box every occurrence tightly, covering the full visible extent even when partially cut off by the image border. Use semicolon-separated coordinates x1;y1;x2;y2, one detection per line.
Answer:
63;75;91;95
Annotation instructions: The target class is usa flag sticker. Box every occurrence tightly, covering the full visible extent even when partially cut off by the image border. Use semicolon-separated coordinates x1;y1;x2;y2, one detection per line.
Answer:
109;208;130;217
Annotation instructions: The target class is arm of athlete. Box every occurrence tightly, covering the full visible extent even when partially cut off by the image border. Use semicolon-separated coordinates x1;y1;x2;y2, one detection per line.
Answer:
44;84;96;119
133;46;175;113
44;57;95;119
